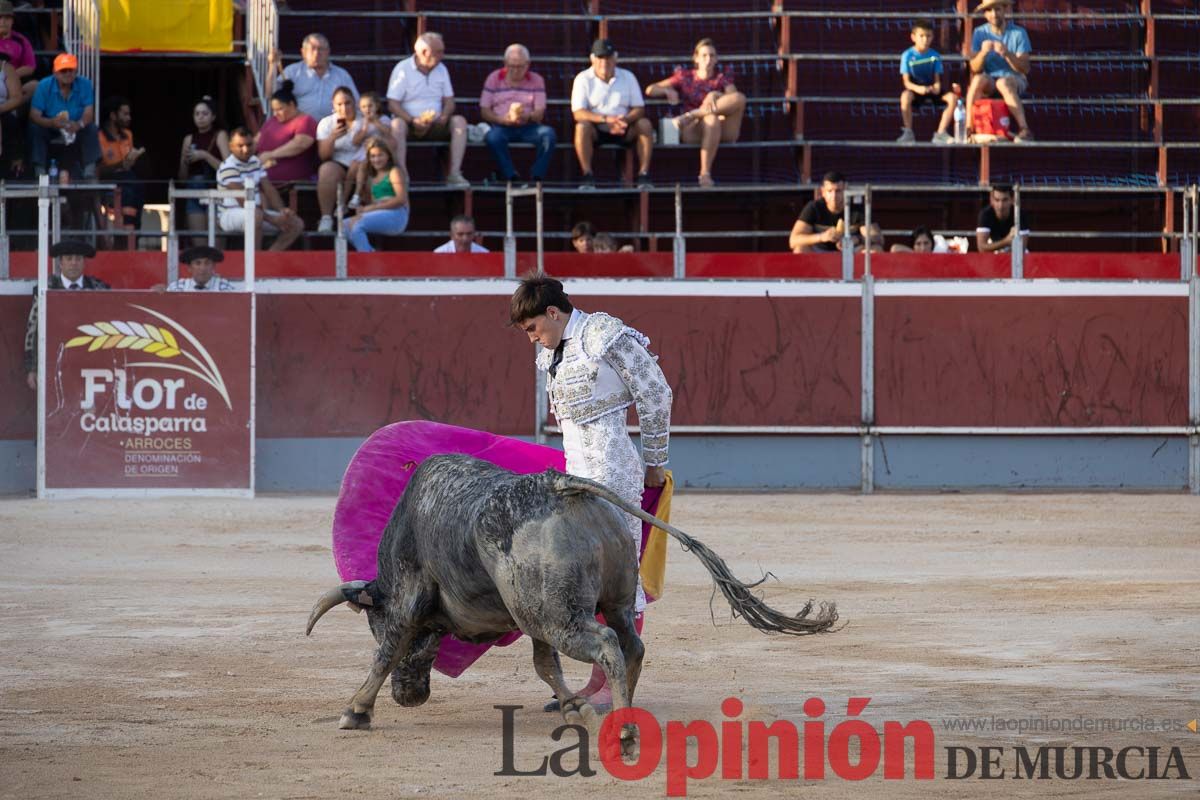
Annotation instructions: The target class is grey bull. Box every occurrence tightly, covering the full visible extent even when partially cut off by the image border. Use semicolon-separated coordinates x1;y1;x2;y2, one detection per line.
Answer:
307;454;837;743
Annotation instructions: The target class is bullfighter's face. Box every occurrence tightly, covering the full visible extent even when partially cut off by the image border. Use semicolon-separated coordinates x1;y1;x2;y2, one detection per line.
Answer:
519;306;569;350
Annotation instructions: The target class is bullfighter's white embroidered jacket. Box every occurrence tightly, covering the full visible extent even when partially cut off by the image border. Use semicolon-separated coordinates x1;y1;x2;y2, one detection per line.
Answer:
537;309;672;467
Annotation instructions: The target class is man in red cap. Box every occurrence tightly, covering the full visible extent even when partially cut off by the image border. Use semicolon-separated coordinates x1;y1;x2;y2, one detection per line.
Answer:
29;52;100;179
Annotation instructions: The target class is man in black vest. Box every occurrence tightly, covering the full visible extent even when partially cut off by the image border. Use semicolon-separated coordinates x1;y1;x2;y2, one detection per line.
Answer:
24;239;109;390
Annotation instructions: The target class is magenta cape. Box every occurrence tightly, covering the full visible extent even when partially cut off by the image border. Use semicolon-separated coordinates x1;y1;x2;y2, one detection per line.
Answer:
332;420;662;678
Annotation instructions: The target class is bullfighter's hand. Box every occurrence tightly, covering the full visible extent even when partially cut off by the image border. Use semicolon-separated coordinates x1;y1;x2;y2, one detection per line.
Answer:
644;465;667;487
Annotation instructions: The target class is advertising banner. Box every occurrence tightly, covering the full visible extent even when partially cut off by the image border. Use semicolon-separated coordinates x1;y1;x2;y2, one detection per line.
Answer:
41;291;252;495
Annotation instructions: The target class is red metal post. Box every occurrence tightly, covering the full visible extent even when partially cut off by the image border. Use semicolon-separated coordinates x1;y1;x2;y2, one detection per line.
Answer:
958;0;971;58
1163;188;1174;254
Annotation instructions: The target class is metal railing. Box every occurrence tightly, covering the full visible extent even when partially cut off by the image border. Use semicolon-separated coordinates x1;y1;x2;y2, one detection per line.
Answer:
246;0;279;115
0;181;1193;279
63;0;100;104
273;7;1195;23
165;184;259;284
493;181;1196;279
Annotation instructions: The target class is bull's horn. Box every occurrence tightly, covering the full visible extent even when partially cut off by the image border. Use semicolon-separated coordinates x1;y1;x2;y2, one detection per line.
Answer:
306;580;368;636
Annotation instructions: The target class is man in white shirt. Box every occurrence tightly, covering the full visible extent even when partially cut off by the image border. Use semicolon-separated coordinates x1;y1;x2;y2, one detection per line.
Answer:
215;127;304;252
432;214;488;253
387;32;469;188
571;39;653;190
167;246;238;291
268;33;359;121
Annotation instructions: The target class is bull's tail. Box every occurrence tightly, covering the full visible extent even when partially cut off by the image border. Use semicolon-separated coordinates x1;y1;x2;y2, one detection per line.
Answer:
552;473;838;636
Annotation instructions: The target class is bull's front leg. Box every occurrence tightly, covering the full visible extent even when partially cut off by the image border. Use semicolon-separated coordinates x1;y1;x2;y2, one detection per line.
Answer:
391;628;442;707
339;628;414;730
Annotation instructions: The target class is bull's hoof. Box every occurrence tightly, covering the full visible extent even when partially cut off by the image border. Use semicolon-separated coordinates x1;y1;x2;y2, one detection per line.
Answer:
560;696;587;726
578;702;600;729
599;726;638;762
391;682;431;707
338;709;372;730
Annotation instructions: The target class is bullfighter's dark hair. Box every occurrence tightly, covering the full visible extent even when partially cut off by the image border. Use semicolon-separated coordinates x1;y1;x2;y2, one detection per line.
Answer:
510;273;574;325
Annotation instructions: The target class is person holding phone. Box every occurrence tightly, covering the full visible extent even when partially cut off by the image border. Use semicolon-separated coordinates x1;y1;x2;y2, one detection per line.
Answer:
177;96;230;239
315;85;362;233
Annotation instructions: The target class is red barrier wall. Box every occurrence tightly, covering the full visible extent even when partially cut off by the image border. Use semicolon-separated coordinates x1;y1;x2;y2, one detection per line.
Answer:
2;286;1188;440
254;295;860;438
1;295;35;438
6;251;1188;285
875;297;1189;426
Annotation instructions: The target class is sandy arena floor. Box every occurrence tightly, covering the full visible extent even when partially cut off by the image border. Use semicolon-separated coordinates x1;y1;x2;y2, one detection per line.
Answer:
0;492;1197;798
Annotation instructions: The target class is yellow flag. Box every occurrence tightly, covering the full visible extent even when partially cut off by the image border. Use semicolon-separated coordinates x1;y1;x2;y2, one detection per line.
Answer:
100;0;233;54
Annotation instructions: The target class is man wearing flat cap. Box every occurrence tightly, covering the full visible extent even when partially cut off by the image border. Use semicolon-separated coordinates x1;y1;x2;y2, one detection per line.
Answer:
966;0;1034;142
24;239;109;390
570;38;653;190
167;245;237;291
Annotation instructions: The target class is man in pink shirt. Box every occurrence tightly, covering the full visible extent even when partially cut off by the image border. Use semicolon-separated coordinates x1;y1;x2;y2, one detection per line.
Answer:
479;43;556;184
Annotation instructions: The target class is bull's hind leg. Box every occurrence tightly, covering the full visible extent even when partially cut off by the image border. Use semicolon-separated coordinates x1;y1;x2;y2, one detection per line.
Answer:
531;639;589;725
547;617;636;753
339;629;413;730
600;606;645;708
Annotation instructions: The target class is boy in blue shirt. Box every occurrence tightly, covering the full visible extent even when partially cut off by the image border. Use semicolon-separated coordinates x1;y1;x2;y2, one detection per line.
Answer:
966;0;1034;142
897;19;957;144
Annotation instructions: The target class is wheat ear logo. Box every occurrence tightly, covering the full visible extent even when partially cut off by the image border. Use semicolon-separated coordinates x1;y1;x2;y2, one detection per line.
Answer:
64;303;232;410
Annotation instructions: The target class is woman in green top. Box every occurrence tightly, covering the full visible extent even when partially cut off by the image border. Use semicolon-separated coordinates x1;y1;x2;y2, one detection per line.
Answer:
346;137;409;252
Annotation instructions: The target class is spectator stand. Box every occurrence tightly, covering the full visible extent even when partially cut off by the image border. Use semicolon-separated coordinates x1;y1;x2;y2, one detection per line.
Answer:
244;1;1199;254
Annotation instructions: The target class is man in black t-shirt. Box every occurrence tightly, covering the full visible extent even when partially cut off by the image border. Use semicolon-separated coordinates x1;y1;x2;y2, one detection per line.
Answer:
789;171;882;253
976;183;1028;253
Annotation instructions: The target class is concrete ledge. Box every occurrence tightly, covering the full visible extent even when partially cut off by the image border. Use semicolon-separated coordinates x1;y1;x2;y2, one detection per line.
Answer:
2;434;1189;494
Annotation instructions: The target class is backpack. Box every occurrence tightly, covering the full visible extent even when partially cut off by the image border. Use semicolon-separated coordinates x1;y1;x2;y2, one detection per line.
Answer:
971;99;1013;140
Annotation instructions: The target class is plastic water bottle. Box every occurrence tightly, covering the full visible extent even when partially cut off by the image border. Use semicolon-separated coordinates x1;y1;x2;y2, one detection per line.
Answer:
48;159;58;182
953;99;967;143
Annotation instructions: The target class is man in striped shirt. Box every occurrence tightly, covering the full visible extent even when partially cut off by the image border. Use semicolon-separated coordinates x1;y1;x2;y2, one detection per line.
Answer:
479;44;556;184
215;127;304;251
